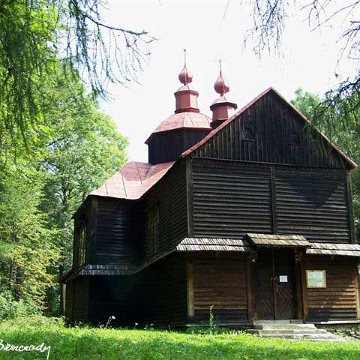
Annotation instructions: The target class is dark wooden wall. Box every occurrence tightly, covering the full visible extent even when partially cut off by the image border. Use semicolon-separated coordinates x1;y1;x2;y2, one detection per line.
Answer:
192;159;272;237
191;158;353;243
276;169;350;243
189;253;249;324
134;253;188;327
192;90;347;169
148;129;210;164
304;256;359;321
66;277;90;324
89;275;139;325
144;159;188;261
83;253;188;327
94;198;143;266
73;202;93;269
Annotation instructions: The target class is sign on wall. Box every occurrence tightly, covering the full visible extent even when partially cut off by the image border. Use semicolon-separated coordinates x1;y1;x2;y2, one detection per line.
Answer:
306;270;326;288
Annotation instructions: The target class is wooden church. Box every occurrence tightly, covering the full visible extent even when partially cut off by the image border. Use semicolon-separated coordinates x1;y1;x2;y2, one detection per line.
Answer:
61;62;360;327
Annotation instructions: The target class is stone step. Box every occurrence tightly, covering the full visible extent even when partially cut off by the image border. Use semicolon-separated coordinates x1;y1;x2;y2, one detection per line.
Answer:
259;329;321;335
253;323;316;331
259;333;346;342
248;322;347;342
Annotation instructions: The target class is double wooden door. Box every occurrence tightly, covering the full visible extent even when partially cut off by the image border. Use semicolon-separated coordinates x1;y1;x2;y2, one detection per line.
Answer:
254;249;297;320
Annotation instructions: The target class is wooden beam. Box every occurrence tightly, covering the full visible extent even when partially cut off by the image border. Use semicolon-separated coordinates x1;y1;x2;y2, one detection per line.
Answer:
246;255;253;321
300;259;309;321
187;260;194;317
270;166;277;234
346;171;357;244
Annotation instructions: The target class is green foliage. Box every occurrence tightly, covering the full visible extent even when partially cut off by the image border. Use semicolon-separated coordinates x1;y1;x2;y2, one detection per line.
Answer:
0;0;153;140
0;291;39;320
0;318;359;359
0;62;128;315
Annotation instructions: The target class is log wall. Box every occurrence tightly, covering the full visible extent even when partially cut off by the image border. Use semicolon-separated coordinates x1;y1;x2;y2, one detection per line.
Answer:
305;256;359;321
144;159;188;260
191;158;352;244
95;198;143;266
190;253;249;324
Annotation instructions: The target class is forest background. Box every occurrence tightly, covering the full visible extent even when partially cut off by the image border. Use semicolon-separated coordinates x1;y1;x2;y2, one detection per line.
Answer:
0;0;358;317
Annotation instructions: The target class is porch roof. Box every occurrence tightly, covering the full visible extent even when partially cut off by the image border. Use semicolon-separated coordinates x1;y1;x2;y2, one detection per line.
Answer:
306;243;360;257
176;237;251;252
246;233;311;248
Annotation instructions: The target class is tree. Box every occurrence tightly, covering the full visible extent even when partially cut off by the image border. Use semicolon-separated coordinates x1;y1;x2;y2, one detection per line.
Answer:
0;0;154;138
39;65;128;270
0;62;128;315
245;0;360;125
291;88;360;236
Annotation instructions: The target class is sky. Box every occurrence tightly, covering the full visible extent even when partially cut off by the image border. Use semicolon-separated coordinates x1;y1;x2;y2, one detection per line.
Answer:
99;0;358;163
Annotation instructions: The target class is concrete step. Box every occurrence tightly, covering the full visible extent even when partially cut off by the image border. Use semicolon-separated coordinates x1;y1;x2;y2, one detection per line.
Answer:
248;322;347;342
253;323;316;331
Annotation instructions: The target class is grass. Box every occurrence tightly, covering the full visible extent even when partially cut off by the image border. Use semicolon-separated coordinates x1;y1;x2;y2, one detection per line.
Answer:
0;317;359;359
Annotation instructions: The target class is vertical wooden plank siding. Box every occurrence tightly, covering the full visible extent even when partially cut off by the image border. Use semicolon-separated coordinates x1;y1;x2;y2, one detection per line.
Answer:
276;169;350;243
148;129;211;164
193;91;346;169
346;171;357;243
191;253;249;323
305;256;358;321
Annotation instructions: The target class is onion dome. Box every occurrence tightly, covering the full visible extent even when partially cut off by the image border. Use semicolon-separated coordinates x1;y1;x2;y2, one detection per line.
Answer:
145;54;211;148
214;71;230;96
178;65;193;86
210;65;237;129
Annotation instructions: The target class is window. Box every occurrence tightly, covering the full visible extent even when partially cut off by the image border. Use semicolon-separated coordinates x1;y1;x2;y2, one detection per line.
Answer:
77;222;87;267
146;203;159;255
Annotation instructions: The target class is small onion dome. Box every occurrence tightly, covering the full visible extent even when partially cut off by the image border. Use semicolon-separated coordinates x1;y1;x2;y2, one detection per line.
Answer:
178;66;193;86
214;72;230;96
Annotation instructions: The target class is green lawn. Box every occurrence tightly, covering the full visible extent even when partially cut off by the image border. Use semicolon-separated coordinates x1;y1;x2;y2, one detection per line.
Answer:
0;317;359;360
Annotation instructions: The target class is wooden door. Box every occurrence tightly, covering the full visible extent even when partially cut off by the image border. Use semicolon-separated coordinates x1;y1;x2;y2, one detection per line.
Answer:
255;250;297;320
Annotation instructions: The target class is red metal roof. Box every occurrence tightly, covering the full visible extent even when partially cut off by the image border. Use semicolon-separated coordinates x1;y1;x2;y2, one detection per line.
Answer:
90;161;175;200
182;87;358;169
145;112;211;143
